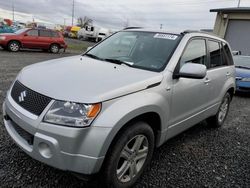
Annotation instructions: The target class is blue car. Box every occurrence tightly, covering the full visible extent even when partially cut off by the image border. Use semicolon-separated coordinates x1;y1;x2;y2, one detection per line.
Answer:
233;55;250;92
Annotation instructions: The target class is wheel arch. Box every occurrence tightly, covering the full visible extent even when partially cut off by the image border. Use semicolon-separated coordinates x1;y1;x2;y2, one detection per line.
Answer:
7;40;22;48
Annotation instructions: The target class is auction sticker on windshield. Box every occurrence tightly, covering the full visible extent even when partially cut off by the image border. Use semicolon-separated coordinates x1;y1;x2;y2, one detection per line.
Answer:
154;33;178;40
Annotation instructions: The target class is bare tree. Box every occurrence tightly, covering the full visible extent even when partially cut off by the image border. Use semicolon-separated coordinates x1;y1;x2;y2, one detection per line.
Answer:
77;16;93;28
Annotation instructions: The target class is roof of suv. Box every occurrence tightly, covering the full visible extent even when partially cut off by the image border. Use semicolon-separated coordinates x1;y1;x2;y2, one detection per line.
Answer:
123;28;226;43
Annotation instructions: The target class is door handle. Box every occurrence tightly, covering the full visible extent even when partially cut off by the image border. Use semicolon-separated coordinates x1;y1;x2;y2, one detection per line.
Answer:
204;78;211;84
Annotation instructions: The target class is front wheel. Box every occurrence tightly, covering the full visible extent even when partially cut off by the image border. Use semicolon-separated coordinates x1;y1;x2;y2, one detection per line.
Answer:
102;122;154;188
8;41;20;52
207;92;231;128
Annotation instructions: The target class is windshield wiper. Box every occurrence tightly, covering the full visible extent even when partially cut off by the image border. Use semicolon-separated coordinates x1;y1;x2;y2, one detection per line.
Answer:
104;58;134;67
235;65;250;70
84;53;103;60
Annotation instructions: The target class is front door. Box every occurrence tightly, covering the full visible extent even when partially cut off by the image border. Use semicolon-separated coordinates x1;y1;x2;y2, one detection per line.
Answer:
168;38;210;136
22;29;40;48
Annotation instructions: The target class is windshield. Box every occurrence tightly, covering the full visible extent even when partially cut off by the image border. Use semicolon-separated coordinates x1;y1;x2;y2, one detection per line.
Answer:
233;56;250;69
14;28;29;34
86;31;181;72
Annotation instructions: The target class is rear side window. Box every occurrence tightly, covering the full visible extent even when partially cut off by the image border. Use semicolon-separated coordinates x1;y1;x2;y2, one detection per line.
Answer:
222;42;234;65
180;39;207;68
39;30;51;37
27;30;38;36
208;40;224;68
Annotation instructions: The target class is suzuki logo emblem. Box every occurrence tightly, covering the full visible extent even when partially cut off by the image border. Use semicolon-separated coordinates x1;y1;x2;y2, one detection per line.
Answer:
18;91;27;102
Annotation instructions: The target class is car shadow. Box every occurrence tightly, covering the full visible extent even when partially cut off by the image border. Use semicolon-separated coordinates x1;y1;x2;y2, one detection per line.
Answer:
235;91;250;98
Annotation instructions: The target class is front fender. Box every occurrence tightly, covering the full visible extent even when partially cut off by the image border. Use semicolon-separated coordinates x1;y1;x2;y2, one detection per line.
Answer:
93;89;170;157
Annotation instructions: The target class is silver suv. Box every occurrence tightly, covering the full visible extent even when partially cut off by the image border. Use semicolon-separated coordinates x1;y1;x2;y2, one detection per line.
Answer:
3;29;235;187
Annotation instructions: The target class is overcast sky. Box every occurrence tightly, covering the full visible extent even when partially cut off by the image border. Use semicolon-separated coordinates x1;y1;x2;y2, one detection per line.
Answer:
0;0;250;30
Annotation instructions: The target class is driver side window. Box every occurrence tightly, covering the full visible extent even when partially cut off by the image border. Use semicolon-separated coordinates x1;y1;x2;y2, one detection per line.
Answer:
27;30;38;36
180;39;207;68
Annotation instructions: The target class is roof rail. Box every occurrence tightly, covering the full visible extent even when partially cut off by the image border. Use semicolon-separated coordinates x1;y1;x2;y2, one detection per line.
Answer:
123;27;143;30
181;29;216;36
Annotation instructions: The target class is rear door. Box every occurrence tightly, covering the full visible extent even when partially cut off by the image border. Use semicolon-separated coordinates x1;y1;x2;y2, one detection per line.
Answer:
22;29;39;48
206;40;234;106
38;30;52;49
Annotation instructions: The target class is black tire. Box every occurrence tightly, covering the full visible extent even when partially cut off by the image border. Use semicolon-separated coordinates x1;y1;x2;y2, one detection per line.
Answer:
101;122;155;188
207;92;231;128
50;44;60;53
8;41;20;52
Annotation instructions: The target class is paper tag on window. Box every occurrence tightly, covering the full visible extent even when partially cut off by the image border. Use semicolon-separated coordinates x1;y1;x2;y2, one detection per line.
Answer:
154;33;178;40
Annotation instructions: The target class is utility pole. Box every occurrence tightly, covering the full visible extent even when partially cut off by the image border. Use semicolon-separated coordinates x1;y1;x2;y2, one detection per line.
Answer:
237;0;241;7
64;18;66;28
72;0;75;26
160;24;163;29
12;0;15;21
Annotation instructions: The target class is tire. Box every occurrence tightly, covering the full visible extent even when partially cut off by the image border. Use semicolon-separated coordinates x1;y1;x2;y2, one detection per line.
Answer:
207;92;231;128
101;122;155;188
50;44;60;53
8;41;20;52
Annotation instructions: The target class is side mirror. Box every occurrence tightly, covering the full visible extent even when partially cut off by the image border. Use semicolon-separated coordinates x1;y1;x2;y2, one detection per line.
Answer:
175;63;207;79
24;33;28;36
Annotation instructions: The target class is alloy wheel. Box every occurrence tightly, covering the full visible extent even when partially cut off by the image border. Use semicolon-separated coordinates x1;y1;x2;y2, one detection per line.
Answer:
116;135;149;183
218;96;229;123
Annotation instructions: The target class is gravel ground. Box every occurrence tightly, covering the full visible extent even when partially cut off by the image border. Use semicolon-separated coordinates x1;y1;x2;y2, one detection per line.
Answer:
0;49;250;188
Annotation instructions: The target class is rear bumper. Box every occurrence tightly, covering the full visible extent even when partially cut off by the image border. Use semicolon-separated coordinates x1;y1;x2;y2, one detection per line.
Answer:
2;96;112;175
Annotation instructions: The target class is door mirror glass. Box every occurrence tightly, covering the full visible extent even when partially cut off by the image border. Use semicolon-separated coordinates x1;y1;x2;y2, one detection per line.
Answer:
178;62;207;79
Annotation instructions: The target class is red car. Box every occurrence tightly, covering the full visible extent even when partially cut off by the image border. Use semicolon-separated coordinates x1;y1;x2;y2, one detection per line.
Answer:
0;28;67;53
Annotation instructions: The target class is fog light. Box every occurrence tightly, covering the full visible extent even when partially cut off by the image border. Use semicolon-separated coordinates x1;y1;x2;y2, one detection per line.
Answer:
38;142;53;158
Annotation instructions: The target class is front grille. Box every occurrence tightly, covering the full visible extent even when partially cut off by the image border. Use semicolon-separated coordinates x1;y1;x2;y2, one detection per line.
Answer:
11;81;52;116
11;118;34;145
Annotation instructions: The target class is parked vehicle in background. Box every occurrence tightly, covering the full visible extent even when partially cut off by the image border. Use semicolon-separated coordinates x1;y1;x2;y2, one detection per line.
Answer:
97;28;111;41
2;29;235;188
232;50;242;56
78;25;111;42
69;26;81;38
0;28;67;53
63;26;72;37
233;55;250;92
0;25;15;33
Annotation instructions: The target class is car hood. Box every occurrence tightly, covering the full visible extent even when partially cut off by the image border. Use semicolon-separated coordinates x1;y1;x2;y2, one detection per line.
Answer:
17;55;163;103
0;33;16;36
236;67;250;78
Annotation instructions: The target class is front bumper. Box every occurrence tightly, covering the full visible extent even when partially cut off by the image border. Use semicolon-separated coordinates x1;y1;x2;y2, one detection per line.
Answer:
236;80;250;92
2;95;112;175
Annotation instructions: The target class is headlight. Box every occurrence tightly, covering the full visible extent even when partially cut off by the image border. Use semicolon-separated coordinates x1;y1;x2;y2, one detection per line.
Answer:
241;77;250;82
235;76;242;80
44;101;101;127
0;36;6;41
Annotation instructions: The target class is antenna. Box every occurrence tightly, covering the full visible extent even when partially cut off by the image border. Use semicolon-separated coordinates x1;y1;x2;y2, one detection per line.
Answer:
237;0;241;7
71;0;74;26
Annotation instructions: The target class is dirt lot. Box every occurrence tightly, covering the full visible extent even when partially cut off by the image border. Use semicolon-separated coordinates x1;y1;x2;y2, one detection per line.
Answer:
0;48;250;188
